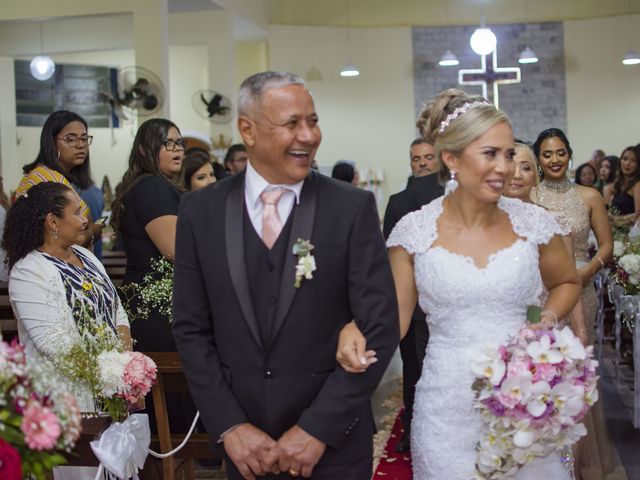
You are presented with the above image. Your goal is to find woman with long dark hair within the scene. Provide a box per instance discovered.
[112,118,184,350]
[606,146,640,225]
[16,110,102,248]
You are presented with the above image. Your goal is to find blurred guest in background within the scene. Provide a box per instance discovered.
[599,155,618,206]
[331,160,358,185]
[574,163,598,189]
[179,150,216,192]
[223,143,248,175]
[606,146,640,225]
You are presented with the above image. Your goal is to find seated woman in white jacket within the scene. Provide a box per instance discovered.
[2,182,132,479]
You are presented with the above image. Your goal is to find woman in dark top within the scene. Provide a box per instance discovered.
[111,118,196,443]
[112,118,184,351]
[607,146,640,226]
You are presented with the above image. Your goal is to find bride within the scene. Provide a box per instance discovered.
[338,89,582,479]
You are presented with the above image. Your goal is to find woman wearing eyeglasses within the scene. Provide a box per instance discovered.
[16,110,102,248]
[111,118,185,352]
[110,119,196,451]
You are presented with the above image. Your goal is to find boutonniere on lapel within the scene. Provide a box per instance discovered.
[293,238,317,288]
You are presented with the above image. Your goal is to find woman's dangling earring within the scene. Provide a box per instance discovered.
[445,169,458,196]
[56,150,60,160]
[53,228,59,240]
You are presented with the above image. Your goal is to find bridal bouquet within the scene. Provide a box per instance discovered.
[0,340,82,479]
[470,322,598,479]
[56,310,157,422]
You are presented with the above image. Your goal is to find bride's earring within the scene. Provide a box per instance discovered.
[445,169,458,196]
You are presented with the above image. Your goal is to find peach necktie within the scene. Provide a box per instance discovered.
[260,188,285,249]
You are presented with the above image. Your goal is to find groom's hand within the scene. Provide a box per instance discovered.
[265,425,326,478]
[223,423,276,480]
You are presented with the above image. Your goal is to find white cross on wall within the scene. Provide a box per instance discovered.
[458,46,521,109]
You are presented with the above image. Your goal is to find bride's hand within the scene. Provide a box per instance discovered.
[336,321,377,373]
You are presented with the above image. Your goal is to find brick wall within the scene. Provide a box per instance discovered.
[412,22,567,144]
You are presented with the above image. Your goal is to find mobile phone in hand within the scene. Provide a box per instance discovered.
[95,216,109,225]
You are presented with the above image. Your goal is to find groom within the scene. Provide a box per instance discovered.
[172,71,399,479]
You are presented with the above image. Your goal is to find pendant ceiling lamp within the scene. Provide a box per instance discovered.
[623,0,640,65]
[438,1,459,66]
[30,22,55,81]
[518,0,538,64]
[340,0,360,77]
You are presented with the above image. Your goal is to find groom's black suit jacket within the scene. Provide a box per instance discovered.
[172,170,399,466]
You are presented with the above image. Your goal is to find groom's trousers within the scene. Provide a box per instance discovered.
[224,455,372,480]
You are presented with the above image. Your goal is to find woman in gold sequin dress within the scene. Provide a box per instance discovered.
[530,128,615,480]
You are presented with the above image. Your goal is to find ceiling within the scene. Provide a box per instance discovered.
[267,0,640,27]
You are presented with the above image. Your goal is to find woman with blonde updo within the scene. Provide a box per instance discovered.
[336,89,581,479]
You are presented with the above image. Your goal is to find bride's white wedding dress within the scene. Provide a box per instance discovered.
[387,196,572,480]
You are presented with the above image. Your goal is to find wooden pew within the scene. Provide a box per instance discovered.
[102,250,127,287]
[144,351,221,480]
[0,288,17,341]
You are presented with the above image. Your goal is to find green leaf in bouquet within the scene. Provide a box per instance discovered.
[526,305,541,324]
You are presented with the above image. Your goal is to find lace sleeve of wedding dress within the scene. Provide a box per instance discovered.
[500,197,566,245]
[386,197,443,255]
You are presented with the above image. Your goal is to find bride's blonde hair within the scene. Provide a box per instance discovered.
[416,89,511,184]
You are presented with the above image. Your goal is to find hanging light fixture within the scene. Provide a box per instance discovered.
[518,0,538,64]
[30,22,55,81]
[439,50,460,66]
[340,0,360,77]
[470,24,497,56]
[519,46,538,64]
[623,0,640,65]
[438,1,459,66]
[622,49,640,65]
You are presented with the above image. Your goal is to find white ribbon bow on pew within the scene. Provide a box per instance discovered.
[91,414,150,480]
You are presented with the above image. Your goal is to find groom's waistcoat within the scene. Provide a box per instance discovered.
[243,206,295,347]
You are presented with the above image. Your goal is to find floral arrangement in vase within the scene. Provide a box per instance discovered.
[0,340,82,479]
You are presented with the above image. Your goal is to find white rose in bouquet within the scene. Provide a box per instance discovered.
[613,240,625,258]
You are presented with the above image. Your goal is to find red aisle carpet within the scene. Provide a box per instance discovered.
[372,410,413,479]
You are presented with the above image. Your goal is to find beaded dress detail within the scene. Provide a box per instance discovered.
[531,179,597,340]
[387,196,570,480]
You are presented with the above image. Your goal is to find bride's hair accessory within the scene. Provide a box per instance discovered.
[445,169,458,196]
[438,100,492,134]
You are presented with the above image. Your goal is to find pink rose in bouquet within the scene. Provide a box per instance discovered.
[471,325,598,479]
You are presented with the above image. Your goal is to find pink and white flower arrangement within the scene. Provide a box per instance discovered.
[95,350,157,407]
[471,325,598,479]
[0,340,81,479]
[56,309,157,422]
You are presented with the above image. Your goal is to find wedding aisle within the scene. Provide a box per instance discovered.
[372,410,412,480]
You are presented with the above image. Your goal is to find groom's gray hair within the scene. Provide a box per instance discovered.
[238,71,307,116]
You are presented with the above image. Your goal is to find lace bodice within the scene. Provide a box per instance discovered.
[386,196,569,480]
[532,179,591,262]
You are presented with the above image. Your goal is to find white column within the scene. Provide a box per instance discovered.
[0,58,18,183]
[132,0,170,119]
